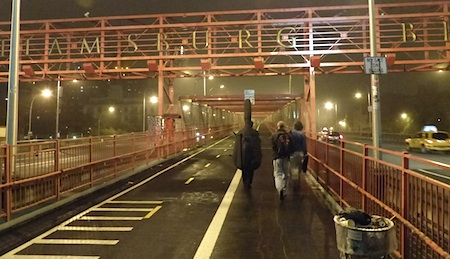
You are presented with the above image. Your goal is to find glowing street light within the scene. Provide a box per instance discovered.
[401,113,408,119]
[143,95,158,132]
[324,101,338,129]
[28,89,52,138]
[98,106,115,136]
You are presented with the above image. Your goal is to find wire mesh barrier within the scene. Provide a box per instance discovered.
[0,125,238,223]
[267,101,450,258]
[307,138,450,259]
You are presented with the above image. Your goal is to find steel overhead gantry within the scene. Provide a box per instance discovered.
[1,1,450,128]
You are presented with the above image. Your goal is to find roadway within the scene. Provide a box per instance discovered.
[341,136,450,185]
[0,125,340,259]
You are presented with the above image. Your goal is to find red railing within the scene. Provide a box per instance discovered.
[0,125,238,223]
[307,137,450,259]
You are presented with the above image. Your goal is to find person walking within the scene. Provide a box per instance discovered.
[271,121,292,200]
[233,121,262,190]
[289,120,307,190]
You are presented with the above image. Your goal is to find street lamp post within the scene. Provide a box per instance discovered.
[142,95,158,132]
[28,89,52,138]
[324,101,338,129]
[98,106,115,136]
[355,92,372,132]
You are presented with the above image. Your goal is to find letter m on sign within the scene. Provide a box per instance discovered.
[81,37,100,54]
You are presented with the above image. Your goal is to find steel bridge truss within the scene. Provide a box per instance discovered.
[0,1,449,83]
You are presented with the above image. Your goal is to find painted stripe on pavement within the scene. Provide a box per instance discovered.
[80,216,143,221]
[34,239,119,245]
[57,226,133,232]
[107,200,163,204]
[144,205,162,219]
[193,169,241,259]
[1,256,99,259]
[91,208,152,212]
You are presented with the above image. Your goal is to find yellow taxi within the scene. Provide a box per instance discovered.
[405,128,450,153]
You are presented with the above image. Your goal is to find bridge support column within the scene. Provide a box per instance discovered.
[304,67,317,137]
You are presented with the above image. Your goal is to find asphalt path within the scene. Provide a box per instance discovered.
[1,128,339,259]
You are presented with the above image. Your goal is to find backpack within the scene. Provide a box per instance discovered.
[276,132,292,158]
[233,130,262,170]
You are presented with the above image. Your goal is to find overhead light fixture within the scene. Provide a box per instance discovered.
[22,65,35,76]
[201,59,211,70]
[254,57,264,70]
[83,63,95,74]
[147,60,158,72]
[310,56,321,68]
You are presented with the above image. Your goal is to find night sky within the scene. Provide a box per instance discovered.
[0,0,448,134]
[0,0,417,21]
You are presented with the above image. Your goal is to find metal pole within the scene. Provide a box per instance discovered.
[97,116,101,136]
[55,77,61,139]
[28,96,37,137]
[142,94,146,132]
[367,92,372,133]
[6,0,21,146]
[369,0,382,156]
[203,71,207,96]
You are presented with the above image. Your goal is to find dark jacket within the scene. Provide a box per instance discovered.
[233,126,262,171]
[271,129,291,160]
[289,129,307,153]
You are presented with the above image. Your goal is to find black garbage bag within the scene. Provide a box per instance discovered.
[337,207,371,226]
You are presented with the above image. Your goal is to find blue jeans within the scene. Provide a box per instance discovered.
[273,158,289,192]
[290,151,305,181]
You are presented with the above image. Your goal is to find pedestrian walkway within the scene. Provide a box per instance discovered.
[0,124,340,258]
[208,125,340,258]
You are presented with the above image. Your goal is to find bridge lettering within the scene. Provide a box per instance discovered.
[81,37,100,54]
[127,34,139,52]
[49,38,63,55]
[277,27,299,48]
[1,39,6,57]
[239,29,253,48]
[0,21,449,58]
[402,23,417,42]
[157,33,169,51]
[192,31,209,50]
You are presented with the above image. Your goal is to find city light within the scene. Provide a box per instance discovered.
[182,105,190,111]
[401,113,408,119]
[150,96,158,104]
[324,102,334,110]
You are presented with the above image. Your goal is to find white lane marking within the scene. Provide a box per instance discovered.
[107,200,163,204]
[185,177,195,185]
[91,208,152,212]
[2,137,230,258]
[216,155,220,158]
[144,205,162,219]
[34,239,119,245]
[205,163,211,167]
[79,216,143,221]
[1,256,99,259]
[418,169,450,180]
[57,226,133,232]
[193,169,241,259]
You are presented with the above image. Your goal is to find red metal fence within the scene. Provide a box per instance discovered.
[308,137,450,259]
[0,125,237,223]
